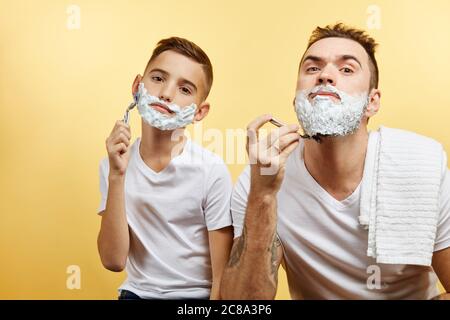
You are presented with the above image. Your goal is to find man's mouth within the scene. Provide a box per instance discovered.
[150,102,175,115]
[309,91,340,100]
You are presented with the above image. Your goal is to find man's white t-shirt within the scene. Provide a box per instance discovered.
[232,138,450,299]
[98,137,233,299]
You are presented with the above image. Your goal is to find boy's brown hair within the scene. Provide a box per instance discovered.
[144,37,213,99]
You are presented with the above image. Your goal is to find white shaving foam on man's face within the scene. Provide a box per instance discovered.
[136,82,197,131]
[294,84,369,137]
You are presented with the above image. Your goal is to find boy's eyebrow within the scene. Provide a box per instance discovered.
[301,54,363,68]
[149,68,169,76]
[149,68,198,92]
[180,78,197,92]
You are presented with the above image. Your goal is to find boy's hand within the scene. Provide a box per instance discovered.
[106,120,132,177]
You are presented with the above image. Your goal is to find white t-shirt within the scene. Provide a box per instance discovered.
[232,138,450,300]
[98,137,233,299]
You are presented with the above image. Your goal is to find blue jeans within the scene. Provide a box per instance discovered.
[118,289,142,300]
[118,289,209,300]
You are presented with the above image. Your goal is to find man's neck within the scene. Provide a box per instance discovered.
[303,126,369,201]
[139,120,187,172]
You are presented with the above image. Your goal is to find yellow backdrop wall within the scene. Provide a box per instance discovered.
[0,0,449,299]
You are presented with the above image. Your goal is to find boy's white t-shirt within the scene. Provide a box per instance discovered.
[232,138,450,300]
[98,137,233,299]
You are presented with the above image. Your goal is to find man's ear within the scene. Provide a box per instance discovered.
[365,88,381,118]
[132,74,142,97]
[193,102,210,122]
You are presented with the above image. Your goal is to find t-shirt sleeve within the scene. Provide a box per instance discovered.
[434,150,450,251]
[231,165,251,239]
[203,161,233,231]
[97,157,109,215]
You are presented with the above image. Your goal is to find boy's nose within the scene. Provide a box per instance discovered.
[158,84,174,103]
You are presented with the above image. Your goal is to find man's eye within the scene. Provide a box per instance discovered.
[306,67,320,72]
[341,67,353,73]
[180,87,192,95]
[151,76,163,82]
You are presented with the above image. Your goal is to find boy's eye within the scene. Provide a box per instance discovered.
[151,76,163,82]
[180,87,192,95]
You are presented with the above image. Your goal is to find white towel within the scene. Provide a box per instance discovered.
[359,126,444,266]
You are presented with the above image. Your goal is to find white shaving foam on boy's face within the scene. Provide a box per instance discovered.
[294,84,369,137]
[136,82,197,131]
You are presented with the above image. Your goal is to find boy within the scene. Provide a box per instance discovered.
[97,37,233,300]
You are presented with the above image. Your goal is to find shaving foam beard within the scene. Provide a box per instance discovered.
[294,85,369,138]
[136,82,197,131]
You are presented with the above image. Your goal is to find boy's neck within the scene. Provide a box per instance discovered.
[139,120,187,171]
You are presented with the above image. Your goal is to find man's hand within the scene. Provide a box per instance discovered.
[220,114,300,300]
[247,114,300,195]
[106,120,132,177]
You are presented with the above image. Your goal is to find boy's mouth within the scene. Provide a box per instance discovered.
[150,102,175,115]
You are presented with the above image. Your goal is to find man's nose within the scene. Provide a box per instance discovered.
[317,65,336,86]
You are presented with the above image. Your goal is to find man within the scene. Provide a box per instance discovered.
[97,37,233,299]
[221,23,450,299]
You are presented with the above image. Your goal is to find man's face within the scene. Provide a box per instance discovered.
[139,50,208,116]
[296,37,372,101]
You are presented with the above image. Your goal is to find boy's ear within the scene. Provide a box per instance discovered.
[132,75,142,96]
[193,102,210,122]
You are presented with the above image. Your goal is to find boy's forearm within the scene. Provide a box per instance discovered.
[97,174,130,271]
[221,192,279,299]
[208,226,234,300]
[210,279,221,300]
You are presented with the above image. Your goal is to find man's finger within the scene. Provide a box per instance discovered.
[279,140,300,162]
[276,133,301,151]
[268,124,299,146]
[246,114,273,139]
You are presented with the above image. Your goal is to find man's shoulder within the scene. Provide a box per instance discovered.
[99,156,109,171]
[379,126,447,172]
[379,126,443,148]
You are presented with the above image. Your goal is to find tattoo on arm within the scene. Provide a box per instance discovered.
[269,233,281,283]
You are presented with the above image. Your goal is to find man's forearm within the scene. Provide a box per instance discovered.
[97,174,130,271]
[221,191,280,299]
[432,292,450,300]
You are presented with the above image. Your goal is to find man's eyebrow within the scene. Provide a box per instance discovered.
[340,55,362,68]
[301,54,363,68]
[302,55,324,65]
[149,68,198,92]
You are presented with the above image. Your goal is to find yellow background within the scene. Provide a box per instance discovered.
[0,0,449,299]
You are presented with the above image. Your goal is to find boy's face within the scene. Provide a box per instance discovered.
[296,37,372,101]
[133,50,209,117]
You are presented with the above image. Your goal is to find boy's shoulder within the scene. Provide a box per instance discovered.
[185,139,227,167]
